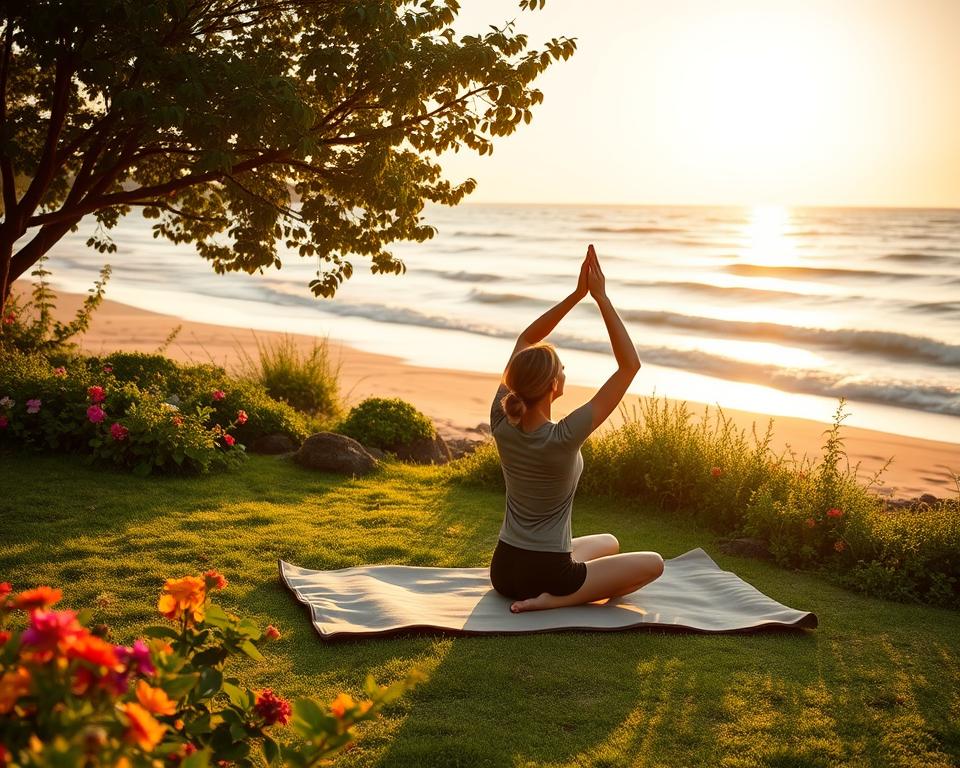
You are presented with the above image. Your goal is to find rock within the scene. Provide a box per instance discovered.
[248,433,298,455]
[365,446,387,461]
[294,432,378,475]
[717,537,772,560]
[392,433,452,465]
[445,437,486,460]
[919,494,939,506]
[475,422,492,435]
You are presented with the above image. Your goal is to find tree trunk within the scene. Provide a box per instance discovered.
[1,217,83,308]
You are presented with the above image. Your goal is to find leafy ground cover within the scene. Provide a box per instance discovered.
[1,452,958,767]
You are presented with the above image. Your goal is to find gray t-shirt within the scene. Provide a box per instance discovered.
[490,384,595,552]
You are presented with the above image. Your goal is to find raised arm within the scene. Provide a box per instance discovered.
[500,251,591,379]
[585,245,641,431]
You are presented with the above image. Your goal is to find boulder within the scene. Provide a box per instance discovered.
[294,432,378,475]
[445,437,487,460]
[717,537,772,560]
[249,433,298,455]
[391,433,452,465]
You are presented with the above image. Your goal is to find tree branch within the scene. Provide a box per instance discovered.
[0,20,16,218]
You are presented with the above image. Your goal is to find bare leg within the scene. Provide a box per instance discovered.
[571,533,619,562]
[510,551,664,613]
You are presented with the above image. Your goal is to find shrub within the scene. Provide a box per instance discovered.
[337,397,435,450]
[0,573,425,766]
[234,333,342,419]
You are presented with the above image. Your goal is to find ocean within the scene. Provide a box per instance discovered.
[36,202,960,444]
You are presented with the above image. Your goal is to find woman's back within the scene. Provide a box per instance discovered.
[491,383,594,553]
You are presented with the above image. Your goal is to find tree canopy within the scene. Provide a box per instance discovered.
[0,0,575,307]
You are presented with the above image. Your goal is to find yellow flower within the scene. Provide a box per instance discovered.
[157,576,206,624]
[135,679,176,716]
[121,702,167,752]
[0,667,31,714]
[329,692,355,718]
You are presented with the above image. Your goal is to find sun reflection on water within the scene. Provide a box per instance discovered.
[740,205,797,266]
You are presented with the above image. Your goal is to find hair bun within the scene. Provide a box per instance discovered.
[501,389,526,425]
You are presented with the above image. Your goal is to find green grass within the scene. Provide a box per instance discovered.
[2,452,959,767]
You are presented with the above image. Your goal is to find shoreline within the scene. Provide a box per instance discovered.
[10,283,960,500]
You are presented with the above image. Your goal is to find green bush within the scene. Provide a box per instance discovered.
[337,397,435,450]
[234,333,343,418]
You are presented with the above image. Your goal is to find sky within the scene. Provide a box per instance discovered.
[435,0,960,208]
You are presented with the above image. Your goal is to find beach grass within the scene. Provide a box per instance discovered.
[2,452,959,766]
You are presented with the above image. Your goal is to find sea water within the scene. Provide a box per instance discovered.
[36,202,960,443]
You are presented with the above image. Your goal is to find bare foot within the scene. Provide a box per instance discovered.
[510,592,552,613]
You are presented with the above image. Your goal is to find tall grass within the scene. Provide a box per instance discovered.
[234,333,343,426]
[446,395,960,608]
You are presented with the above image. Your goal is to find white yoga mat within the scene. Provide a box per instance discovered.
[279,547,818,640]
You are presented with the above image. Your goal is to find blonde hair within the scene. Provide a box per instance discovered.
[500,342,563,426]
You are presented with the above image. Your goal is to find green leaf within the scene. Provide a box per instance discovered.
[203,603,232,629]
[143,625,180,640]
[292,698,336,739]
[239,639,264,661]
[222,681,252,709]
[162,673,200,699]
[181,749,211,768]
[262,734,280,765]
[195,667,223,700]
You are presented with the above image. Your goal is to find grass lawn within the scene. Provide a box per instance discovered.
[2,451,958,767]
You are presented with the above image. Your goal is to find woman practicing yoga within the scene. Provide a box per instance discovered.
[489,244,665,613]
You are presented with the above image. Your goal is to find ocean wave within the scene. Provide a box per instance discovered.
[418,268,504,283]
[725,263,926,280]
[879,252,954,264]
[468,289,550,306]
[910,301,960,315]
[250,288,960,416]
[617,309,960,366]
[622,280,814,301]
[584,225,686,234]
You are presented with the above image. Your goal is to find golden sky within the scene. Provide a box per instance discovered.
[439,0,960,208]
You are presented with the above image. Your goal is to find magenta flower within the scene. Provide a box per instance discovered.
[110,422,129,441]
[53,366,67,377]
[212,389,226,401]
[87,405,105,423]
[0,416,7,429]
[236,409,248,425]
[26,399,41,414]
[116,638,155,677]
[87,385,106,404]
[102,365,113,374]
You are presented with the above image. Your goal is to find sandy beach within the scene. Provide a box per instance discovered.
[11,283,959,500]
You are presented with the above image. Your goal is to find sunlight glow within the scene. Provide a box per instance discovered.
[740,205,797,266]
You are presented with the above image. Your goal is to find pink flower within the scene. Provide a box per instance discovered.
[0,416,7,430]
[710,466,722,478]
[116,639,155,677]
[0,396,12,408]
[222,434,235,447]
[26,399,41,414]
[805,517,816,528]
[203,570,228,591]
[826,508,843,519]
[2,312,14,325]
[212,389,226,401]
[110,423,129,441]
[87,405,105,424]
[834,539,846,552]
[236,409,248,425]
[264,625,281,640]
[102,365,113,374]
[87,386,106,404]
[53,366,67,377]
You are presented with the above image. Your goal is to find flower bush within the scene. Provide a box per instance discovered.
[0,574,424,766]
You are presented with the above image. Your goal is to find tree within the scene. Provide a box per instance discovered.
[0,0,575,310]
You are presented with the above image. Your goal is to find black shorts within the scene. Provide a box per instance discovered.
[489,539,588,600]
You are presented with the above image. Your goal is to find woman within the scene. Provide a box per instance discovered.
[489,244,665,613]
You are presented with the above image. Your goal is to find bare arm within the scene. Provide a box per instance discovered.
[500,251,591,379]
[585,245,641,431]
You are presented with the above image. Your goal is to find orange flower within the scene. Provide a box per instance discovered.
[121,702,167,752]
[13,586,62,610]
[0,666,31,714]
[329,692,355,719]
[135,679,176,716]
[826,507,843,519]
[834,540,846,552]
[66,633,120,669]
[264,625,281,640]
[157,576,206,624]
[710,467,722,478]
[804,518,816,528]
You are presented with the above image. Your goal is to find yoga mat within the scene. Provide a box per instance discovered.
[279,547,818,640]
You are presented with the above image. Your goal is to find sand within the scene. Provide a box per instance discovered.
[8,284,959,499]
